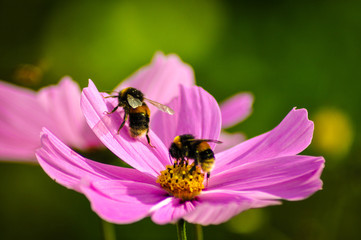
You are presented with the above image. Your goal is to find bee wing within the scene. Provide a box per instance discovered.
[187,139,223,144]
[127,94,143,109]
[145,98,175,115]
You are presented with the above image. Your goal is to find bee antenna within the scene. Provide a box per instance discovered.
[104,95,118,99]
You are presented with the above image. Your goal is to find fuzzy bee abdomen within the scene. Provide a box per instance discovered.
[128,109,150,137]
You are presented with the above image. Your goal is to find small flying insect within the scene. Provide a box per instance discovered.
[169,134,222,181]
[105,87,174,146]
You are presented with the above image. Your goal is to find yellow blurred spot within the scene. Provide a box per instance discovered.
[313,108,354,158]
[226,209,266,234]
[13,64,43,85]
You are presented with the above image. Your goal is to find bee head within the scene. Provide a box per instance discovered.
[169,134,195,159]
[127,87,144,101]
[169,141,182,159]
[120,87,144,101]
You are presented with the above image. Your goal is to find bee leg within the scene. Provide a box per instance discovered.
[106,105,119,114]
[190,158,199,174]
[117,112,128,134]
[206,172,210,187]
[183,158,187,166]
[172,156,178,166]
[146,131,156,148]
[179,157,183,166]
[190,164,196,174]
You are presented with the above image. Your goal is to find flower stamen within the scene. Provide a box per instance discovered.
[157,163,204,201]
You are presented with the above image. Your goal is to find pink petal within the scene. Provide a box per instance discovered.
[0,80,52,161]
[214,131,245,153]
[210,155,324,200]
[115,52,195,106]
[80,180,167,224]
[150,197,198,225]
[151,189,279,225]
[184,190,279,225]
[187,190,252,223]
[151,85,222,149]
[81,80,170,177]
[36,128,156,192]
[0,121,43,160]
[0,78,101,162]
[37,77,101,149]
[221,92,254,128]
[213,108,314,173]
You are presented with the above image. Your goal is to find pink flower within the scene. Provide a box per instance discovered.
[36,80,324,225]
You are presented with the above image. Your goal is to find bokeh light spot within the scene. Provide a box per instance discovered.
[313,107,354,159]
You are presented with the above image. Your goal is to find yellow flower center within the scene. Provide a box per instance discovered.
[156,163,205,201]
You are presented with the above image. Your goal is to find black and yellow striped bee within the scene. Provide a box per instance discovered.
[106,87,174,146]
[169,134,222,179]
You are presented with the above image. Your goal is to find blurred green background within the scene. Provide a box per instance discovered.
[0,0,360,239]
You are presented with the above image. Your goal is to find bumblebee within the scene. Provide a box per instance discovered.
[106,87,174,146]
[169,134,222,179]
